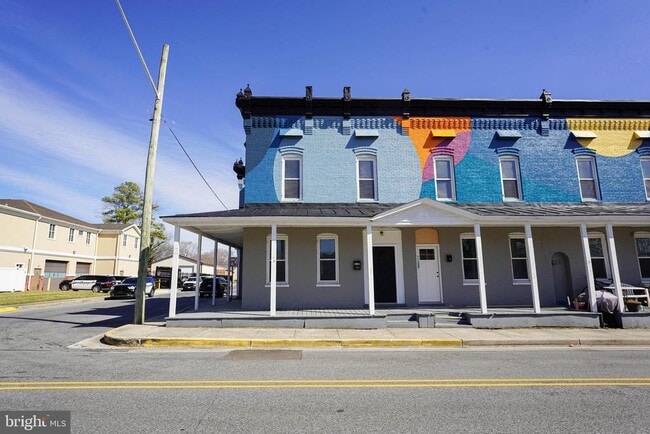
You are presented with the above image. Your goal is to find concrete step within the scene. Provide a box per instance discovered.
[386,320,419,328]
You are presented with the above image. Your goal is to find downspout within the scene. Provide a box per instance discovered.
[94,229,101,275]
[27,216,41,290]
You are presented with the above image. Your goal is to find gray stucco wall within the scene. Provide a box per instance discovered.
[241,227,367,310]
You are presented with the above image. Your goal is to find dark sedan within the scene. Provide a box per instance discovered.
[199,277,227,298]
[110,276,155,298]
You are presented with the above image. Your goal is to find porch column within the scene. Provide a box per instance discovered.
[474,224,488,314]
[227,245,233,301]
[270,224,277,316]
[212,242,218,306]
[194,235,202,311]
[366,225,375,316]
[168,225,180,318]
[524,224,541,313]
[580,224,598,313]
[606,224,625,313]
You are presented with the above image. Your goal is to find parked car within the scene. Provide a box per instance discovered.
[71,275,117,293]
[59,279,73,291]
[181,275,210,291]
[199,277,227,298]
[110,276,156,298]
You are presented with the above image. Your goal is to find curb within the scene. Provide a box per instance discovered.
[0,306,19,314]
[101,332,465,349]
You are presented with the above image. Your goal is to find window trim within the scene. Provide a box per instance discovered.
[576,156,601,201]
[460,233,478,285]
[587,232,610,280]
[433,155,456,201]
[499,155,523,201]
[281,155,302,202]
[508,233,530,285]
[641,156,650,201]
[68,228,75,243]
[265,234,289,286]
[47,224,56,240]
[357,155,378,201]
[123,234,128,247]
[317,234,339,286]
[85,232,91,245]
[634,232,650,284]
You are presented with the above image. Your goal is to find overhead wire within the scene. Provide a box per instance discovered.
[115,0,228,210]
[163,118,229,210]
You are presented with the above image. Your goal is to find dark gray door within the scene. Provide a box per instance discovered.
[552,252,572,305]
[373,246,397,303]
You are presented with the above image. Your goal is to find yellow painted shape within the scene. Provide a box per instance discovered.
[567,118,650,157]
[415,228,439,244]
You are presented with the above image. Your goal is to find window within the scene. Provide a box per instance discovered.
[266,235,288,285]
[460,234,478,284]
[134,237,139,249]
[642,157,650,200]
[68,228,75,243]
[85,232,91,245]
[635,233,650,283]
[282,156,302,201]
[588,234,609,279]
[317,235,338,285]
[499,156,522,200]
[357,156,377,201]
[48,224,56,240]
[434,156,455,200]
[509,235,529,284]
[577,157,600,201]
[123,235,127,247]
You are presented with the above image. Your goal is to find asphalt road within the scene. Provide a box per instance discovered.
[1,295,649,433]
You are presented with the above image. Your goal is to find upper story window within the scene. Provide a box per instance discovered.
[576,156,600,201]
[434,156,456,201]
[266,234,288,285]
[134,237,139,249]
[634,233,650,283]
[282,156,302,201]
[86,232,91,245]
[357,156,377,201]
[509,234,530,284]
[123,234,128,247]
[499,156,522,201]
[317,234,339,285]
[48,224,56,240]
[641,157,650,200]
[460,234,478,285]
[68,228,75,243]
[588,233,610,279]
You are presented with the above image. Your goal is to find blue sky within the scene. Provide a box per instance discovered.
[2,0,650,226]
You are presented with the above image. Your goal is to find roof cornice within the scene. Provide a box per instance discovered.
[236,89,650,119]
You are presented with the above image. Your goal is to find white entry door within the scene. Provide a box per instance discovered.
[416,244,442,303]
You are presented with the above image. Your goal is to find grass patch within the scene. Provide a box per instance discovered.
[0,290,105,307]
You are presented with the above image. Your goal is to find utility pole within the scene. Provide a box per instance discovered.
[134,44,169,324]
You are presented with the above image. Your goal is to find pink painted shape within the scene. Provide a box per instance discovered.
[421,130,471,182]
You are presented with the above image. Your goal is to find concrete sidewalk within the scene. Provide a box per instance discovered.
[103,324,650,349]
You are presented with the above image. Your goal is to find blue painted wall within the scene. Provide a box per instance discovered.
[243,115,649,204]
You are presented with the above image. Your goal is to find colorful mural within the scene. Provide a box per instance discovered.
[242,114,649,205]
[396,117,471,182]
[567,118,650,157]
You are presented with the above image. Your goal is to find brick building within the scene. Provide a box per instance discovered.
[163,87,650,316]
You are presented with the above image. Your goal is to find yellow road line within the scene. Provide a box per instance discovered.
[1,378,649,391]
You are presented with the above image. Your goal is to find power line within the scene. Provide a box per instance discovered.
[114,0,227,211]
[115,0,159,98]
[163,118,229,210]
